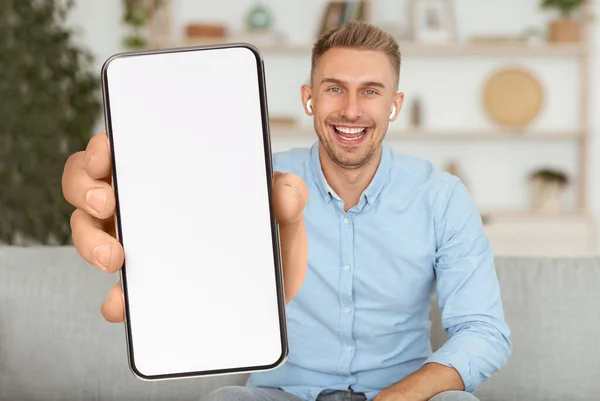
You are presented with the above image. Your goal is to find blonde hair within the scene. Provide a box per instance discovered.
[311,20,401,84]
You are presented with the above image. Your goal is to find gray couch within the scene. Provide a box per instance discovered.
[1,246,599,401]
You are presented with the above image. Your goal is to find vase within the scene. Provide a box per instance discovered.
[529,177,566,212]
[548,18,580,42]
[246,2,272,31]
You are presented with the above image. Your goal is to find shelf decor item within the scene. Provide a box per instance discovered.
[528,168,570,212]
[411,0,457,44]
[122,0,165,49]
[246,2,273,32]
[409,97,423,129]
[444,160,469,191]
[482,67,544,129]
[184,24,227,40]
[540,0,585,42]
[318,1,366,37]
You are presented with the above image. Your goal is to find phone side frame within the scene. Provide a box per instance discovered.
[99,42,289,381]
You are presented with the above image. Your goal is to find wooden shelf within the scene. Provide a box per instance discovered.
[149,37,587,57]
[269,125,584,141]
[482,209,597,257]
[146,0,596,256]
[399,41,587,57]
[148,37,311,53]
[387,129,583,141]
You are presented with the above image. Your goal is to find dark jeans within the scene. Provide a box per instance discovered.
[204,385,479,401]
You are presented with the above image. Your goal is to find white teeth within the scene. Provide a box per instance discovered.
[332,125,368,142]
[338,133,365,141]
[335,126,365,134]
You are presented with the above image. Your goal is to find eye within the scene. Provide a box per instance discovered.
[364,89,377,95]
[328,87,342,93]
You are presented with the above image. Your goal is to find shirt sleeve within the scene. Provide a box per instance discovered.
[423,175,512,393]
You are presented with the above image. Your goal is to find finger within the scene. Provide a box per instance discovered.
[62,151,116,220]
[273,172,308,226]
[101,281,126,323]
[71,208,124,273]
[85,131,112,181]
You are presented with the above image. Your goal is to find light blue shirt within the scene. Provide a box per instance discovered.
[247,141,511,400]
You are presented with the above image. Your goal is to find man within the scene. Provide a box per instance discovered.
[62,20,510,401]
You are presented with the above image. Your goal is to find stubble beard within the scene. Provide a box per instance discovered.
[322,138,378,170]
[315,121,386,170]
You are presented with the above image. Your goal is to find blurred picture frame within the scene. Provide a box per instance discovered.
[318,1,366,37]
[411,0,457,44]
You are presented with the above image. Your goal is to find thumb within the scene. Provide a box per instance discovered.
[272,172,308,226]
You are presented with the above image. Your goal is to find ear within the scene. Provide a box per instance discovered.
[389,92,405,122]
[300,84,313,116]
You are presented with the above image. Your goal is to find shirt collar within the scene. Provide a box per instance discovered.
[310,141,393,207]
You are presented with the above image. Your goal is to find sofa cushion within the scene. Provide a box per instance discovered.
[431,257,600,401]
[0,246,247,401]
[2,247,600,401]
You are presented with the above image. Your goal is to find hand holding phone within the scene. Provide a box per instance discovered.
[61,43,309,380]
[63,133,307,319]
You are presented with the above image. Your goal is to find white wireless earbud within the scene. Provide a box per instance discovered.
[389,105,396,119]
[306,99,313,114]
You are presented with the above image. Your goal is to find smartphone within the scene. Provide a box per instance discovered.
[100,43,287,380]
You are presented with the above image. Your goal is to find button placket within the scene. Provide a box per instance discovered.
[337,212,356,375]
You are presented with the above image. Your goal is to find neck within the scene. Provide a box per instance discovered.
[319,143,382,211]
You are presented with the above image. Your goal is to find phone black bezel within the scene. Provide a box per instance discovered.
[100,42,289,381]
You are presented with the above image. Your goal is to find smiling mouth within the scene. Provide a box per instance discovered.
[332,125,370,142]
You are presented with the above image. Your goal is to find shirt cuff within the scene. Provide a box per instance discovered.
[423,350,474,393]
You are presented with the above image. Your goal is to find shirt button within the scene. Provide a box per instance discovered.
[344,307,351,313]
[369,197,375,203]
[346,346,352,352]
[344,217,350,224]
[343,265,350,271]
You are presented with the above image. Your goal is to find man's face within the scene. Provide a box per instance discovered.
[302,48,403,170]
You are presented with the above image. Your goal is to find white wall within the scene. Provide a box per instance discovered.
[68,0,600,250]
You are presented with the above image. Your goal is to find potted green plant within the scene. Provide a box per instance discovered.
[0,0,102,245]
[528,168,569,212]
[122,0,165,49]
[540,0,585,42]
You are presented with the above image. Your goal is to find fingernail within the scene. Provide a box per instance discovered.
[86,188,107,214]
[93,244,112,271]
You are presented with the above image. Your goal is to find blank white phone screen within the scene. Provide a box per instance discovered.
[102,45,286,379]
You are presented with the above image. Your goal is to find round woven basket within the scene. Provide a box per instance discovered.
[482,67,544,128]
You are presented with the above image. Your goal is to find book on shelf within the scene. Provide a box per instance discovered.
[318,1,367,37]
